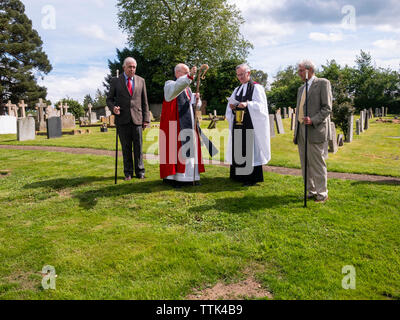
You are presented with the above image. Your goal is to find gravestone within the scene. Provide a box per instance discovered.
[5,100,13,116]
[369,108,373,119]
[17,117,35,141]
[207,113,217,129]
[61,115,76,129]
[381,107,385,117]
[328,122,338,154]
[359,111,364,133]
[385,107,388,117]
[8,103,18,117]
[288,107,293,119]
[346,114,353,143]
[290,112,296,131]
[375,108,380,117]
[63,103,69,116]
[57,103,64,116]
[18,100,28,118]
[364,110,369,130]
[108,115,115,127]
[269,114,276,138]
[337,134,344,147]
[283,107,288,119]
[90,112,97,124]
[35,101,47,131]
[46,117,62,139]
[275,113,285,134]
[0,116,17,134]
[87,103,93,119]
[356,119,360,135]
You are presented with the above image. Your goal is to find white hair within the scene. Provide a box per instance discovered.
[123,57,137,67]
[297,59,316,72]
[236,63,251,72]
[174,63,187,74]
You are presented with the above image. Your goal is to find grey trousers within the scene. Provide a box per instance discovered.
[297,123,328,197]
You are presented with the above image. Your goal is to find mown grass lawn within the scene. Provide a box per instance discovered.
[0,149,399,299]
[1,115,399,177]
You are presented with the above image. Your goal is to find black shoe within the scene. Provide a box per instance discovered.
[137,174,145,179]
[172,181,183,189]
[242,182,257,187]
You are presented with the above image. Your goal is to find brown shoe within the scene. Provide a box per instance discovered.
[315,195,328,203]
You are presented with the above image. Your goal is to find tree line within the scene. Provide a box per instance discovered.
[2,0,399,123]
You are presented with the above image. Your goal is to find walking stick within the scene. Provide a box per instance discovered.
[304,70,309,207]
[193,64,209,186]
[115,126,118,184]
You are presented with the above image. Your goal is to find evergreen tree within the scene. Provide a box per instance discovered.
[93,89,107,108]
[83,94,94,109]
[56,98,84,119]
[0,0,52,108]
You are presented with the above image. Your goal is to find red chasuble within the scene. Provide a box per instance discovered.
[159,98,205,179]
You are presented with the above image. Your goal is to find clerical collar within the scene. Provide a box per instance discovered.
[238,82,249,96]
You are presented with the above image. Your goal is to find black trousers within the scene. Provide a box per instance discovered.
[230,109,264,184]
[118,121,145,178]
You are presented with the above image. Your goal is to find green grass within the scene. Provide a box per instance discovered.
[1,115,399,177]
[0,149,399,299]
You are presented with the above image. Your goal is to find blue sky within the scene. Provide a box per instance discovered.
[22,0,400,104]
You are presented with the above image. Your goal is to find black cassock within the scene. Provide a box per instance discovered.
[230,81,264,184]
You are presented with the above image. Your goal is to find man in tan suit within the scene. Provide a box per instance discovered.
[293,60,332,203]
[107,57,150,180]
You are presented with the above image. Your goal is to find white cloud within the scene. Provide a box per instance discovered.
[241,19,294,46]
[374,24,400,33]
[90,0,105,8]
[39,66,109,104]
[309,32,343,42]
[373,39,400,49]
[77,24,126,45]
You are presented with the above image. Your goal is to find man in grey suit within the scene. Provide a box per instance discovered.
[293,60,332,203]
[107,57,150,180]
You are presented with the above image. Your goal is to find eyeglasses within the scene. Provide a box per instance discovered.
[237,72,248,77]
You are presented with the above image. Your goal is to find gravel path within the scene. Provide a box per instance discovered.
[1,144,399,184]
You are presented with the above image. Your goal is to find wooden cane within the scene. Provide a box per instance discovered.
[304,71,309,207]
[115,126,118,185]
[193,64,209,186]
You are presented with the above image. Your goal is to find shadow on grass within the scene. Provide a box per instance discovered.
[23,176,115,190]
[350,179,400,186]
[63,176,263,209]
[23,175,301,210]
[190,195,300,214]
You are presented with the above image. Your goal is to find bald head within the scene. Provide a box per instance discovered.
[174,63,189,78]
